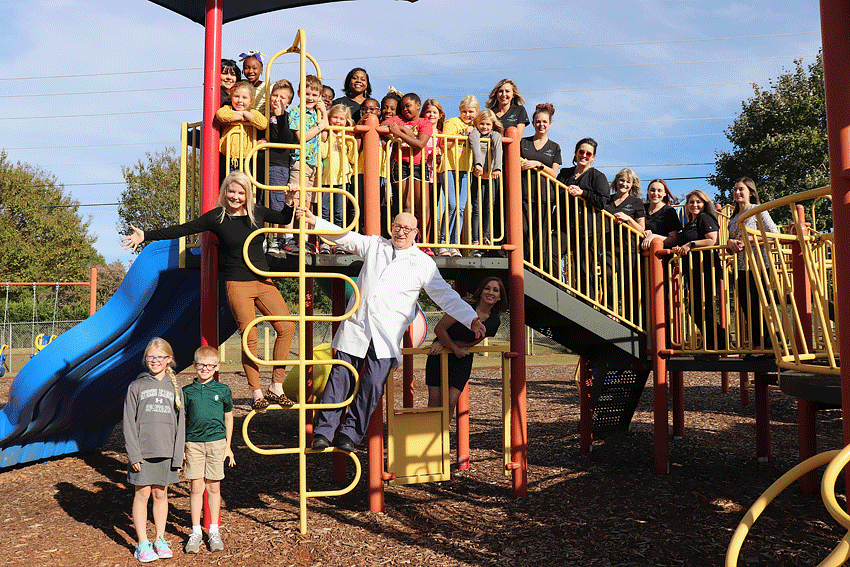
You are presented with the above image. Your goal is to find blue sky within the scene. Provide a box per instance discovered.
[0,0,822,266]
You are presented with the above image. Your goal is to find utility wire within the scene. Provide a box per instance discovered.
[0,86,203,99]
[0,32,818,82]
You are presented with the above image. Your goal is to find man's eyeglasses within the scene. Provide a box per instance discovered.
[194,363,219,371]
[392,224,416,235]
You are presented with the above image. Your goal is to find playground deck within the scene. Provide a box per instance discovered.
[0,366,842,567]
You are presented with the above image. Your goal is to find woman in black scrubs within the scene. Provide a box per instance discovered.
[672,189,724,351]
[520,103,561,267]
[555,138,609,298]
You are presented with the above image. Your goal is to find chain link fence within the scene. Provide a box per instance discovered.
[1,313,568,375]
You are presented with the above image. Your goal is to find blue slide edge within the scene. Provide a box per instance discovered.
[0,240,237,469]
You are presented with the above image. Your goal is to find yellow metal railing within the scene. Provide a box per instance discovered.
[382,132,505,254]
[179,121,203,262]
[726,446,850,566]
[741,186,837,373]
[521,170,648,332]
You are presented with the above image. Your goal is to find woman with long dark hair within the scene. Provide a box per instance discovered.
[726,177,777,350]
[425,277,507,415]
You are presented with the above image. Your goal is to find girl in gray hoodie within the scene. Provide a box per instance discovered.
[123,338,185,562]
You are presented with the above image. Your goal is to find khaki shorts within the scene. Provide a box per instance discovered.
[183,439,228,481]
[289,161,317,205]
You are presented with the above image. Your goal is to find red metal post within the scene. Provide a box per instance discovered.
[791,204,816,490]
[649,240,669,474]
[821,0,850,508]
[402,332,413,408]
[754,372,771,462]
[457,384,470,469]
[89,268,97,316]
[798,399,819,494]
[739,372,749,406]
[578,358,593,452]
[504,126,527,497]
[358,115,386,513]
[721,371,729,394]
[671,370,684,439]
[453,277,470,468]
[200,0,222,530]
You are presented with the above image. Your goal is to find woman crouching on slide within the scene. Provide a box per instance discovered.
[425,276,507,415]
[121,171,296,411]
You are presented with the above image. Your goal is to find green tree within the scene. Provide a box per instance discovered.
[0,151,106,321]
[117,148,185,251]
[710,54,830,230]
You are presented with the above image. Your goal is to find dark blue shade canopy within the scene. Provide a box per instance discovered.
[150,0,350,25]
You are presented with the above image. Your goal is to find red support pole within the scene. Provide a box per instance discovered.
[402,332,413,408]
[452,277,470,467]
[739,372,749,406]
[200,0,222,531]
[721,371,729,394]
[649,240,669,475]
[754,372,771,462]
[457,384,470,469]
[578,357,593,453]
[790,205,815,487]
[358,115,386,513]
[88,268,97,316]
[799,399,819,494]
[504,126,527,497]
[671,370,684,439]
[821,0,850,509]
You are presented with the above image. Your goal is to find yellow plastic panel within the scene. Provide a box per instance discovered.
[387,408,450,485]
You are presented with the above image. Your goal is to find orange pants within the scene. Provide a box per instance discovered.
[225,278,296,391]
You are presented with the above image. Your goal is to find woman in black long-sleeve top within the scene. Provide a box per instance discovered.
[555,138,609,299]
[672,189,725,351]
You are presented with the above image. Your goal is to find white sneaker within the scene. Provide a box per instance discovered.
[184,532,203,554]
[451,248,462,257]
[208,531,224,553]
[437,248,451,256]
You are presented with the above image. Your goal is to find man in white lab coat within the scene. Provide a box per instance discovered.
[297,209,485,451]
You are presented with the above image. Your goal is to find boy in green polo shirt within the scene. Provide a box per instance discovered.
[182,346,234,554]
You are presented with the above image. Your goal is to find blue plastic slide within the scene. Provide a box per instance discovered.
[0,240,236,468]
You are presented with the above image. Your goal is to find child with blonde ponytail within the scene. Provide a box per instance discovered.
[123,337,186,562]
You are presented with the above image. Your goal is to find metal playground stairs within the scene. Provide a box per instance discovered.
[523,268,651,433]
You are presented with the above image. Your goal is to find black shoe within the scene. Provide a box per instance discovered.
[312,434,330,451]
[334,433,355,452]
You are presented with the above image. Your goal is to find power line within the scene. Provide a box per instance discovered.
[4,142,172,150]
[1,32,819,82]
[0,86,202,99]
[0,80,772,121]
[0,68,202,81]
[367,54,818,81]
[274,31,821,63]
[0,109,199,120]
[41,202,121,209]
[0,54,814,99]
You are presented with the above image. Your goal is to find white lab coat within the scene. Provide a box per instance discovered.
[314,218,477,367]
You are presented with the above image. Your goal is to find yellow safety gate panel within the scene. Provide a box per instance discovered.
[386,350,451,485]
[385,345,512,485]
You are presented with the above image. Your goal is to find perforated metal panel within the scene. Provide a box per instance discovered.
[590,367,650,433]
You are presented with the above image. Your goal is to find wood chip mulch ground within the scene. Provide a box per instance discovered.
[0,362,846,566]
